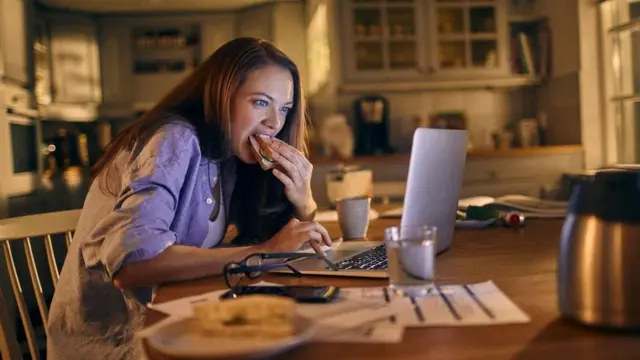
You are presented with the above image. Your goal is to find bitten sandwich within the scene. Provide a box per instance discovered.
[192,295,296,339]
[251,135,278,170]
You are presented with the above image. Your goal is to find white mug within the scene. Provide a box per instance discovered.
[336,196,371,239]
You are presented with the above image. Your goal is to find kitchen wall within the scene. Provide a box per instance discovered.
[534,0,605,168]
[31,0,605,167]
[335,88,537,153]
[304,0,606,168]
[304,0,341,128]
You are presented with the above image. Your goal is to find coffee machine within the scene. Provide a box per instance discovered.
[353,95,392,155]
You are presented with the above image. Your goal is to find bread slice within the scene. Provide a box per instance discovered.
[192,295,296,339]
[251,135,279,170]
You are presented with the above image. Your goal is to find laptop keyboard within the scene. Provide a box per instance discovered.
[329,244,388,270]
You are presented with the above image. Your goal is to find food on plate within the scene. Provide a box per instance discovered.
[192,295,296,339]
[251,135,278,170]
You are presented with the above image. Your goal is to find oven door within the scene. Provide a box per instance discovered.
[0,112,39,197]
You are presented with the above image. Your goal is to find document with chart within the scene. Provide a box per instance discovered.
[338,281,531,327]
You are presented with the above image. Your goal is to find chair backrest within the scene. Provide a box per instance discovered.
[0,209,81,360]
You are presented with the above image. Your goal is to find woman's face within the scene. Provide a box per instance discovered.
[230,64,294,164]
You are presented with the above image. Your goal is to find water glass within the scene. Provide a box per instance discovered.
[385,225,437,297]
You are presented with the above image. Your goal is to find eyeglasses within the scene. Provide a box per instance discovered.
[222,252,338,289]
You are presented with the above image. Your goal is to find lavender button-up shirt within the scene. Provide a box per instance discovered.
[47,119,235,360]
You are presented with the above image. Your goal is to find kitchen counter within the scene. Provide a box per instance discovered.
[309,145,584,165]
[309,144,585,208]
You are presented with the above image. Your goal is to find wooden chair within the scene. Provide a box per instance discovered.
[0,209,81,360]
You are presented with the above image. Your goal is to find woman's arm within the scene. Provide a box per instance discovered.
[112,243,264,289]
[113,218,334,290]
[294,197,318,222]
[92,123,228,288]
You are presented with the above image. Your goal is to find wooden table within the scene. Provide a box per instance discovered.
[145,216,640,359]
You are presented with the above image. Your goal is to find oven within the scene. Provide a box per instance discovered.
[0,83,41,197]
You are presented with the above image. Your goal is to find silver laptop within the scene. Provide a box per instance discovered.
[271,128,468,278]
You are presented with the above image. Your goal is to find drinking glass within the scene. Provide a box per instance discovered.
[385,225,437,297]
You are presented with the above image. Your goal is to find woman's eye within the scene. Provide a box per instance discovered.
[280,107,291,114]
[253,99,269,107]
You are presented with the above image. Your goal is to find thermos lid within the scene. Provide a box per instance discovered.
[568,167,640,223]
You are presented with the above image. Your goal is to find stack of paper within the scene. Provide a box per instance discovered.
[338,281,530,327]
[145,281,530,344]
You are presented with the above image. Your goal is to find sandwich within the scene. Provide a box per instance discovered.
[251,135,279,170]
[192,295,296,339]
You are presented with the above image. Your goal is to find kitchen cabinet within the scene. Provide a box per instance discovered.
[91,2,306,114]
[428,0,509,79]
[201,17,235,58]
[98,16,208,115]
[33,15,52,105]
[34,12,101,121]
[97,17,134,117]
[236,3,274,40]
[340,0,511,84]
[0,0,28,84]
[92,4,306,114]
[48,14,101,105]
[341,0,427,82]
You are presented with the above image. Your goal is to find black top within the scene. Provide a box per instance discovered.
[568,167,640,223]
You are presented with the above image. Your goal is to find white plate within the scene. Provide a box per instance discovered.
[143,316,316,359]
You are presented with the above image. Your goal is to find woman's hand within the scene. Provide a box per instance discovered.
[260,218,332,256]
[269,140,317,219]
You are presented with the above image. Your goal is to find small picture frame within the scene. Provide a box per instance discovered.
[429,111,467,130]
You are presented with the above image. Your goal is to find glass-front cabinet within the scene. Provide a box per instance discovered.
[343,0,426,81]
[431,0,506,75]
[341,0,510,83]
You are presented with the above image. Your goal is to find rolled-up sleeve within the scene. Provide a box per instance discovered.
[92,128,200,279]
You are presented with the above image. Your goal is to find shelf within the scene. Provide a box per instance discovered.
[354,36,384,42]
[133,46,197,57]
[310,145,585,165]
[133,59,191,75]
[611,94,640,102]
[508,15,548,23]
[339,76,541,93]
[468,33,498,40]
[388,35,417,41]
[38,103,98,122]
[351,1,415,9]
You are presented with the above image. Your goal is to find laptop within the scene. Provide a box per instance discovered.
[271,128,468,278]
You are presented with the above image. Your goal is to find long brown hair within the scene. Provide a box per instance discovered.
[92,37,308,245]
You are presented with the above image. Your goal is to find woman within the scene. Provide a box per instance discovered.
[47,37,332,360]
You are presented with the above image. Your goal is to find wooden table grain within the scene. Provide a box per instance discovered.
[144,216,640,360]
